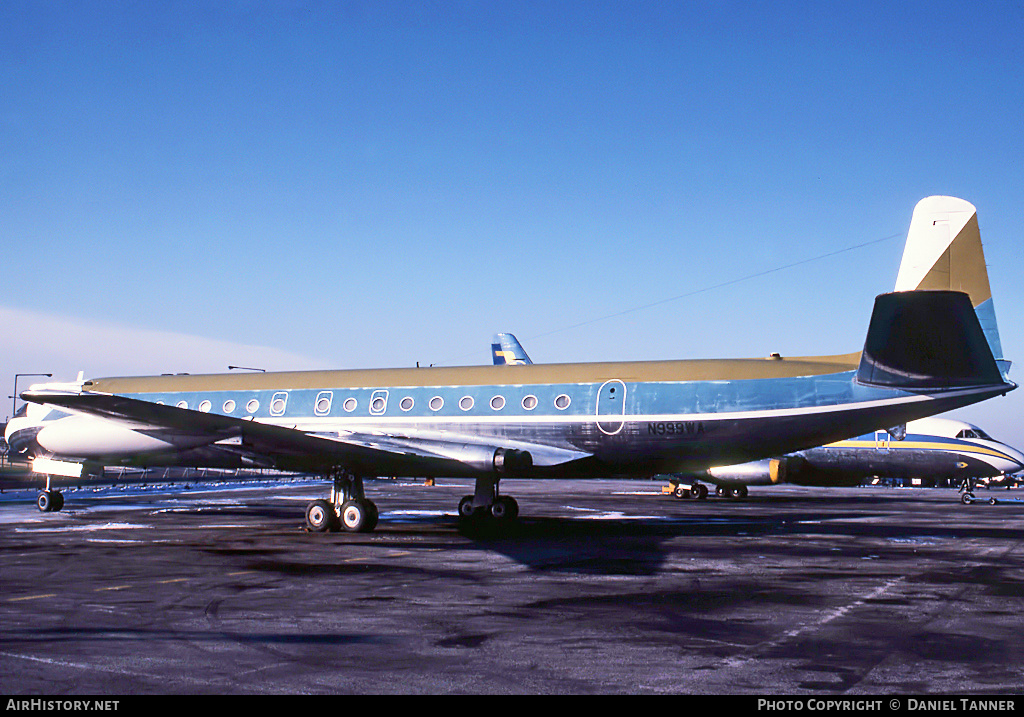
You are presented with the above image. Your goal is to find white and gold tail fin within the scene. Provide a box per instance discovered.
[894,196,1005,372]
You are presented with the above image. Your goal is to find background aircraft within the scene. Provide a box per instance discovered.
[7,197,1014,530]
[491,333,533,366]
[673,416,1024,500]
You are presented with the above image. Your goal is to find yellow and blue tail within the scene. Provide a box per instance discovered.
[491,333,533,365]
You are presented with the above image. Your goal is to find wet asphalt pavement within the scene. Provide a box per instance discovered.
[2,477,1024,695]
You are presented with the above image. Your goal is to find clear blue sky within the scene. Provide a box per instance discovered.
[3,1,1023,444]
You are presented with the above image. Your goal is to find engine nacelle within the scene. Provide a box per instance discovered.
[493,448,533,475]
[429,443,534,476]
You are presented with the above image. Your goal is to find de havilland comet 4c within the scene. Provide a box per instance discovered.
[6,197,1016,532]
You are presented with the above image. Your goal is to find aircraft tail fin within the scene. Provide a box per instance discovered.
[894,196,1004,367]
[857,290,1005,391]
[491,333,533,365]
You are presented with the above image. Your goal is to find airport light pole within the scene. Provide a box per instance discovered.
[11,373,52,420]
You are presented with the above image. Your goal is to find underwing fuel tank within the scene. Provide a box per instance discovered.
[707,456,801,486]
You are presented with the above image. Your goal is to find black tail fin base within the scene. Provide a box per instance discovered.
[857,291,1003,390]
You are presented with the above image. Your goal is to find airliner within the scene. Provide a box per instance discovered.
[6,197,1015,532]
[666,416,1023,500]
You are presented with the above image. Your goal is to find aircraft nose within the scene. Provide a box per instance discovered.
[5,422,44,460]
[996,442,1024,474]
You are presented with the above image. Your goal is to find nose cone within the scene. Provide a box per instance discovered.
[981,439,1024,475]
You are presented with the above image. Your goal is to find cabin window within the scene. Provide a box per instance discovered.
[490,395,505,411]
[400,396,414,411]
[176,400,188,409]
[343,397,357,412]
[554,394,571,410]
[246,399,260,414]
[270,392,288,416]
[315,391,333,416]
[222,400,236,413]
[522,395,538,410]
[429,396,444,411]
[459,396,474,411]
[198,400,212,413]
[370,390,388,415]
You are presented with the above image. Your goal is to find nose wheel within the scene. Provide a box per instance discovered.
[36,489,64,512]
[35,475,64,512]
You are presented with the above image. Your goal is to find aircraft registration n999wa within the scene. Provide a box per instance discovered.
[9,197,1016,532]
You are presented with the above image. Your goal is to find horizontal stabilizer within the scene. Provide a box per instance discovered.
[857,291,1003,390]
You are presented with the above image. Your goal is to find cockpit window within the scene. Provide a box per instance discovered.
[957,428,994,441]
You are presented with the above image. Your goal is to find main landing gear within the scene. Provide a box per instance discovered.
[458,475,519,523]
[666,478,748,501]
[305,470,379,533]
[303,471,522,534]
[667,479,710,500]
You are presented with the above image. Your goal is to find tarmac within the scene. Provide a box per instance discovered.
[2,477,1024,695]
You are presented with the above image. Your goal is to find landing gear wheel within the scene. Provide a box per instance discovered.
[960,492,975,505]
[673,484,688,500]
[458,495,477,519]
[340,499,377,533]
[36,490,63,513]
[306,499,337,532]
[690,484,708,500]
[490,495,519,521]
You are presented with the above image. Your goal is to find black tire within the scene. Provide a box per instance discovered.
[305,499,336,532]
[36,491,52,513]
[340,500,374,533]
[363,500,379,532]
[490,496,519,521]
[458,495,476,519]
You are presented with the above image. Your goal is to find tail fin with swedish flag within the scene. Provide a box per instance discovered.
[491,333,533,365]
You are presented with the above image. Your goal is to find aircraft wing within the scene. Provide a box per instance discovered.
[20,387,591,475]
